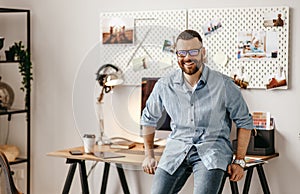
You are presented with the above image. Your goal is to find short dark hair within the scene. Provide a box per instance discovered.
[176,29,202,44]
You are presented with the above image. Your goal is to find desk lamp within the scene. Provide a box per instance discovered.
[95,64,123,145]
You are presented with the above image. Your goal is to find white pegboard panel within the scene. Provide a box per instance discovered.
[99,10,187,85]
[188,6,289,89]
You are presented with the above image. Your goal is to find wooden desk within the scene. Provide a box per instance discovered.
[48,144,278,194]
[47,143,163,194]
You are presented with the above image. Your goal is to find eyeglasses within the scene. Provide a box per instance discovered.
[176,48,202,57]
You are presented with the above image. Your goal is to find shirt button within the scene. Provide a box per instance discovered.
[191,104,194,106]
[191,119,193,122]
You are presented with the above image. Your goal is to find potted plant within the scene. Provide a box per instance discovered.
[7,41,33,108]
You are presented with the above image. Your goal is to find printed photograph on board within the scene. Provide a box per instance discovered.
[263,12,285,27]
[237,31,279,60]
[264,66,287,90]
[101,17,134,44]
[202,18,222,36]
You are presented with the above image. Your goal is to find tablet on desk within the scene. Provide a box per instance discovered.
[94,151,125,159]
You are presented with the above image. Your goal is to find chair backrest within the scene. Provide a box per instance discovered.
[0,151,23,194]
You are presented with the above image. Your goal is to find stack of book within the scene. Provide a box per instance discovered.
[252,111,274,130]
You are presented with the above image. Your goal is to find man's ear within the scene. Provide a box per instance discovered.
[201,47,206,56]
[201,47,207,63]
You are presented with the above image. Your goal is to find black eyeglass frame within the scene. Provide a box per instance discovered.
[176,47,203,57]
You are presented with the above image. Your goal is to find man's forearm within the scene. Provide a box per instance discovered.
[142,126,156,157]
[236,128,252,159]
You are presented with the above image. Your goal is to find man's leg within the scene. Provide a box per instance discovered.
[192,160,225,194]
[151,163,192,194]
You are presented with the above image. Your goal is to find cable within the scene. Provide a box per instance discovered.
[87,161,99,178]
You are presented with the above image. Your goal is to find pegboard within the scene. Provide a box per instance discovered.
[99,10,187,85]
[99,6,289,88]
[188,6,289,89]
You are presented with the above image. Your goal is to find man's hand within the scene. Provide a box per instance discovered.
[227,163,244,181]
[142,156,157,174]
[142,126,157,174]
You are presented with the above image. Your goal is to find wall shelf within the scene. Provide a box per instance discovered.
[0,7,31,194]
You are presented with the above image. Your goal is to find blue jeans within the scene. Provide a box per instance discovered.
[151,146,225,194]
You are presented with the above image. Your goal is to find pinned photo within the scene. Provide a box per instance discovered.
[132,56,147,72]
[263,12,285,27]
[202,19,222,36]
[265,67,287,89]
[230,67,251,89]
[101,17,134,44]
[237,31,279,60]
[162,39,175,53]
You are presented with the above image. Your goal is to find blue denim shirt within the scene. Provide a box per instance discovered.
[141,65,253,175]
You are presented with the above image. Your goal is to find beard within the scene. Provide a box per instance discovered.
[178,58,202,75]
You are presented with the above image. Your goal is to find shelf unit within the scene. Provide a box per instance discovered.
[0,7,31,194]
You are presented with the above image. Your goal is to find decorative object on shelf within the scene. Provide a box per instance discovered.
[0,36,4,50]
[0,76,14,110]
[95,64,123,145]
[0,144,20,162]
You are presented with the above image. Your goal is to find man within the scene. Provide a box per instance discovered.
[140,29,253,194]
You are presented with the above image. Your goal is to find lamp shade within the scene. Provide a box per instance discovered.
[96,64,124,103]
[105,73,124,86]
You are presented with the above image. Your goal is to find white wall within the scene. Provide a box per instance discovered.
[1,0,300,193]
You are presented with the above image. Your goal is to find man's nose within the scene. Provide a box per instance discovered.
[184,53,192,59]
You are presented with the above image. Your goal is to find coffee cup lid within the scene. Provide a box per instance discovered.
[83,134,95,138]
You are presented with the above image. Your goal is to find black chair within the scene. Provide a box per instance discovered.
[0,151,23,194]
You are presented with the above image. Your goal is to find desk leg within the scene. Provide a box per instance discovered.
[230,181,239,194]
[116,164,130,194]
[62,161,77,194]
[78,160,89,194]
[256,164,270,194]
[243,167,254,194]
[217,173,228,194]
[100,162,111,194]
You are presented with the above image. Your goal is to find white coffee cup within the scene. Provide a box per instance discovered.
[83,134,96,154]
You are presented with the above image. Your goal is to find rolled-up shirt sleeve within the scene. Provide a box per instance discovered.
[225,79,253,130]
[140,81,164,128]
